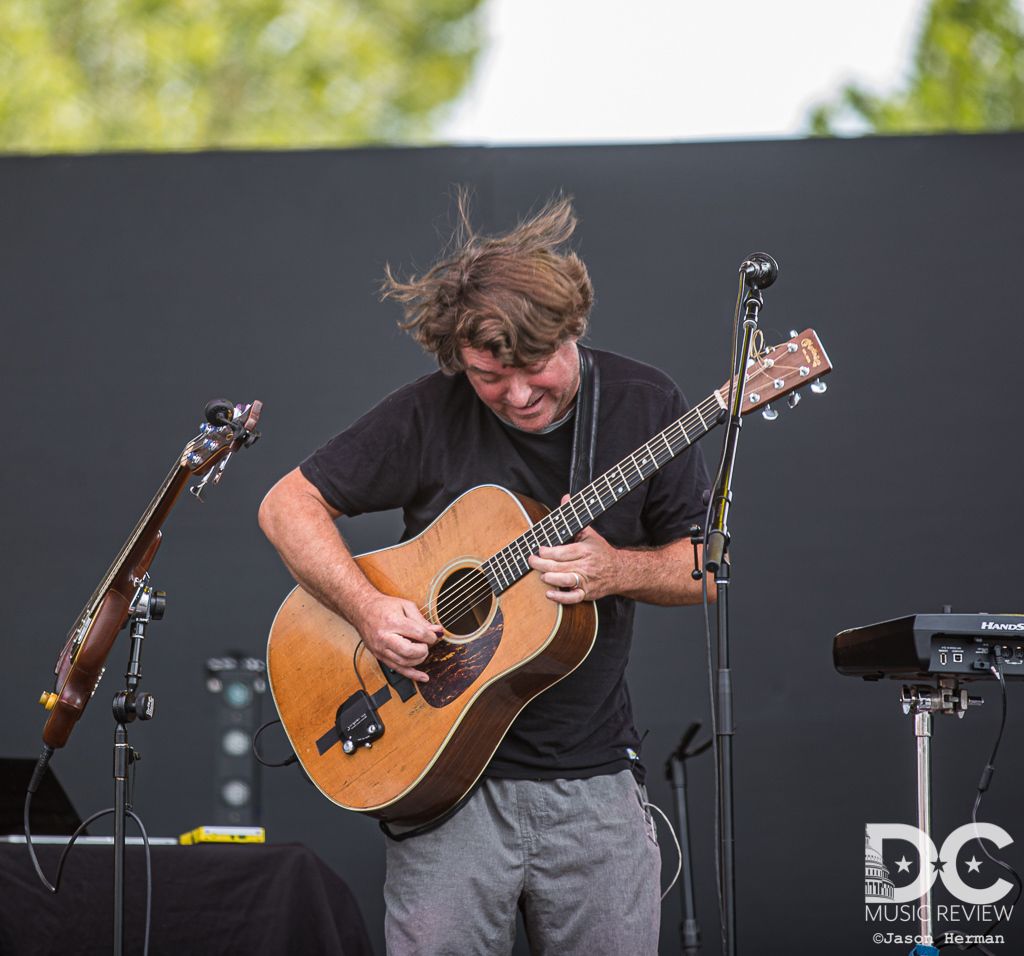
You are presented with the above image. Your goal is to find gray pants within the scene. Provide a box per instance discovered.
[383,769,661,956]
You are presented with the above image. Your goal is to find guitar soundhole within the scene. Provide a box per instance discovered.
[436,567,493,637]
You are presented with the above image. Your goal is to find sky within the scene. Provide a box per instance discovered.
[439,0,934,143]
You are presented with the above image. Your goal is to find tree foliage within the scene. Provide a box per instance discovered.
[0,0,483,153]
[809,0,1024,135]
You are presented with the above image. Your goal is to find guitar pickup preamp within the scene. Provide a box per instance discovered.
[316,689,386,756]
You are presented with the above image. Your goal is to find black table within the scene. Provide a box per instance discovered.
[0,841,373,955]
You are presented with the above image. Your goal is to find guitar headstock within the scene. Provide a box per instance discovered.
[725,329,832,419]
[180,400,263,495]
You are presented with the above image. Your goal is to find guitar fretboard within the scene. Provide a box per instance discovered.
[480,390,727,594]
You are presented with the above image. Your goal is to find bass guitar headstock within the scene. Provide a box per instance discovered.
[182,399,263,500]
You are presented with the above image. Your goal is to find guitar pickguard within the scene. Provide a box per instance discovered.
[418,610,504,708]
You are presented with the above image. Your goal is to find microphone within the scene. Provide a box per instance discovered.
[739,252,778,290]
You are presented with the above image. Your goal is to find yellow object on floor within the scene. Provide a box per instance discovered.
[179,825,265,845]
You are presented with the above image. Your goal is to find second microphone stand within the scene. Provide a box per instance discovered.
[704,260,773,956]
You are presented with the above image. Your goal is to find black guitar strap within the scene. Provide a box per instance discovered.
[569,344,600,495]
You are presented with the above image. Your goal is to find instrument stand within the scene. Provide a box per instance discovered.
[111,580,164,956]
[899,680,982,956]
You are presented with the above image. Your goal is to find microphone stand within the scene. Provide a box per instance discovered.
[704,256,775,956]
[666,722,712,955]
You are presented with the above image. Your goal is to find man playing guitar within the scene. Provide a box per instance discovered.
[259,193,711,955]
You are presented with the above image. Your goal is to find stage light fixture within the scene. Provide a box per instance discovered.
[205,653,266,826]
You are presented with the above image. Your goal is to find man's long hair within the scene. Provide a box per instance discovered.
[382,190,593,373]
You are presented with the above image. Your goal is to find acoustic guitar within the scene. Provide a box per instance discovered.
[38,400,262,751]
[267,331,830,825]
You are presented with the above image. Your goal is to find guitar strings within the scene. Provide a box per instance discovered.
[423,393,725,627]
[425,402,710,624]
[422,348,813,630]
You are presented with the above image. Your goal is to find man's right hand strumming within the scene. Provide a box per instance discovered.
[350,593,443,683]
[258,467,443,684]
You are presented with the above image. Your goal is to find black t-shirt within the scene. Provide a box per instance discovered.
[301,348,710,782]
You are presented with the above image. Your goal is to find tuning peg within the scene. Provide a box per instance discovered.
[787,392,801,409]
[810,380,827,394]
[761,404,778,421]
[789,329,798,338]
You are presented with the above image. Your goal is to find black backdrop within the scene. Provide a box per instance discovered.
[2,133,1023,955]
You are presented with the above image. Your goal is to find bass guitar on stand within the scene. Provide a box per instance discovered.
[37,399,263,751]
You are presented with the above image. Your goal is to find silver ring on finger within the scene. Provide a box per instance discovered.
[572,572,581,590]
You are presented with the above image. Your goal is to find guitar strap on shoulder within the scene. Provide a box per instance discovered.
[569,345,600,495]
